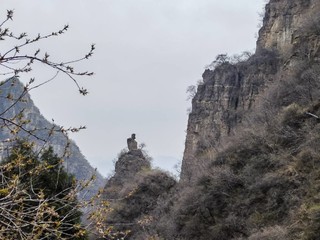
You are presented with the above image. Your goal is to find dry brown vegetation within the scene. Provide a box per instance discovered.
[102,4,320,238]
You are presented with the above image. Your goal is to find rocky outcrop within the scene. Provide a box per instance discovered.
[102,148,176,239]
[181,0,320,182]
[0,77,105,199]
[103,149,151,200]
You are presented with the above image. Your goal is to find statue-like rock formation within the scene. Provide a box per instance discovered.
[127,133,138,151]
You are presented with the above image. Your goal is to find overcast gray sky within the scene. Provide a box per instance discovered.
[1,0,266,177]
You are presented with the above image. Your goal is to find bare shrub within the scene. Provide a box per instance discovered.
[105,169,176,239]
[169,166,244,240]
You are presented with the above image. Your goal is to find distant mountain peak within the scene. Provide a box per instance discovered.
[0,77,106,199]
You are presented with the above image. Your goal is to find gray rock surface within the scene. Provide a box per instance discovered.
[181,0,320,182]
[0,77,106,200]
[103,149,151,200]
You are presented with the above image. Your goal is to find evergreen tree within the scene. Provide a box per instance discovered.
[0,140,88,240]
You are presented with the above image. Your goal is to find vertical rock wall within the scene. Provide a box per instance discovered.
[181,0,319,182]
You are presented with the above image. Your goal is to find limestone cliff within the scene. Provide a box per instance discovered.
[181,0,320,182]
[256,0,315,54]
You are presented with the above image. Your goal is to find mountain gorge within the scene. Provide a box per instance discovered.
[1,0,320,238]
[102,0,320,239]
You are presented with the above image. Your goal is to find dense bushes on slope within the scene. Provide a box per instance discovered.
[162,60,320,239]
[103,164,176,239]
[107,52,320,240]
[147,27,320,236]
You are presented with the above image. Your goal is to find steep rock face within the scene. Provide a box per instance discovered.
[169,1,320,238]
[256,0,314,54]
[182,53,279,181]
[181,0,320,182]
[0,78,105,199]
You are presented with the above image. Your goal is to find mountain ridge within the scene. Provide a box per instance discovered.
[0,77,106,199]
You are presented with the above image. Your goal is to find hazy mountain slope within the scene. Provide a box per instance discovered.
[0,77,105,199]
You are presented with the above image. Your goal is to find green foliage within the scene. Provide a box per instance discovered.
[0,140,88,240]
[38,147,75,196]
